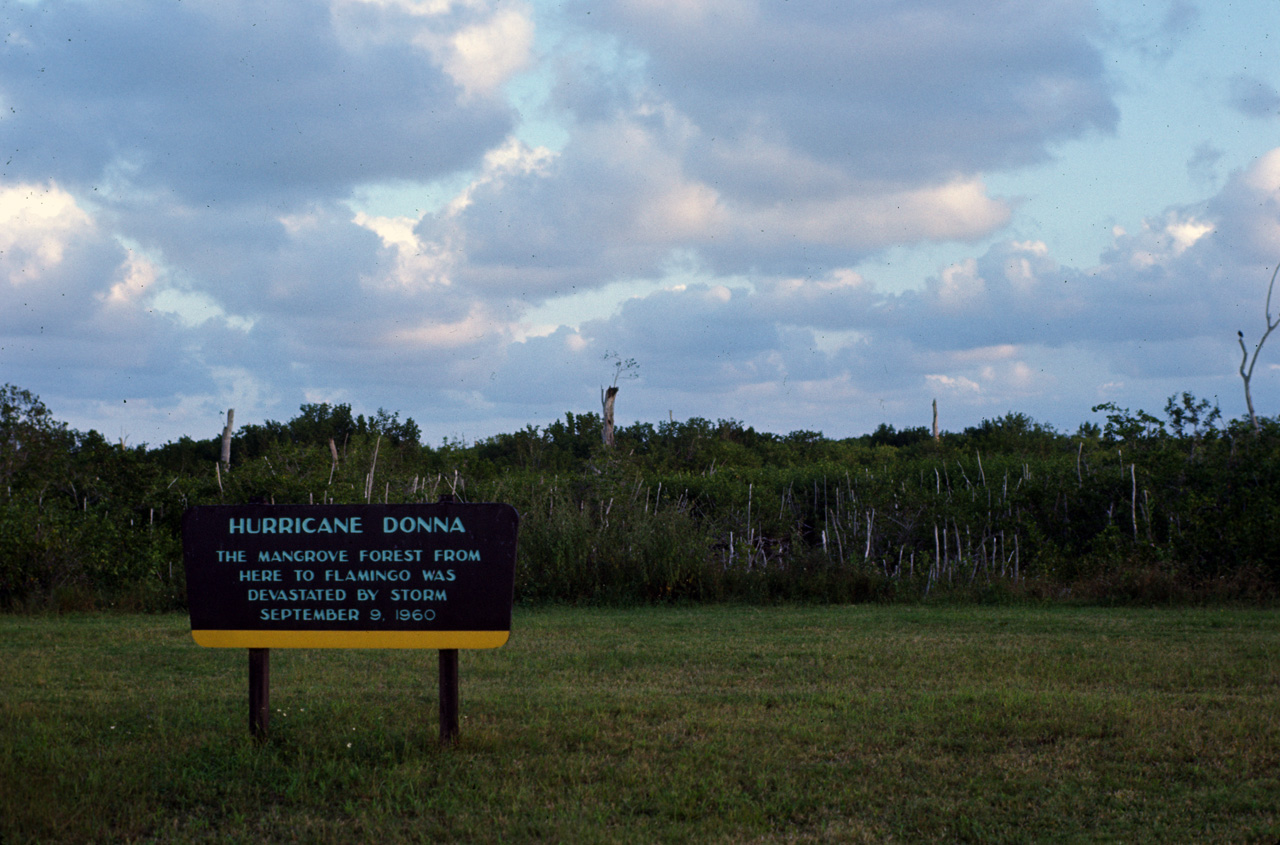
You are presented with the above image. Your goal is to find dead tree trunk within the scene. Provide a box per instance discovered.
[601,386,618,449]
[932,399,939,443]
[221,408,235,467]
[1239,264,1280,435]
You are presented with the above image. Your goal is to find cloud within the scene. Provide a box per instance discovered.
[513,147,1280,432]
[0,181,94,284]
[1228,74,1280,119]
[440,5,536,98]
[1099,0,1198,61]
[16,142,1277,442]
[0,0,531,439]
[412,0,1106,283]
[723,176,1012,251]
[1187,142,1225,187]
[2,0,1278,447]
[0,0,513,204]
[586,0,1117,181]
[413,109,1013,292]
[414,114,696,296]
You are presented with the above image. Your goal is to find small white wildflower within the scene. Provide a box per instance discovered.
[346,742,352,748]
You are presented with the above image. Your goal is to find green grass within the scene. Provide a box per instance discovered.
[2,606,1278,843]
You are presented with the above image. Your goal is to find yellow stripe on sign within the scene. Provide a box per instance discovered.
[191,630,510,649]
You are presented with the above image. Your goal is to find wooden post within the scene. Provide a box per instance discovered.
[433,491,460,744]
[221,409,235,467]
[365,434,381,502]
[249,648,270,740]
[601,386,618,448]
[439,648,459,744]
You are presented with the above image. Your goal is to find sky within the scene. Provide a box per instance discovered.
[3,0,1280,447]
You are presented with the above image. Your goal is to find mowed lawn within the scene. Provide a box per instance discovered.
[1,605,1277,843]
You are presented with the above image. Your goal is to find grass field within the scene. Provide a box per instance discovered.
[2,605,1277,843]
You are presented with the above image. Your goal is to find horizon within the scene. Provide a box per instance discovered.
[13,382,1241,450]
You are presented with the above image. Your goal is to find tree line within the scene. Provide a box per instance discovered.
[2,382,1277,609]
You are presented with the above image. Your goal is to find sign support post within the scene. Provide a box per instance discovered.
[439,648,459,744]
[249,648,270,740]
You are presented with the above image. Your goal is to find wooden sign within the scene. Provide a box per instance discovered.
[182,502,519,649]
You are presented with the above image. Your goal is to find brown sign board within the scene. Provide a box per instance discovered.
[182,503,519,649]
